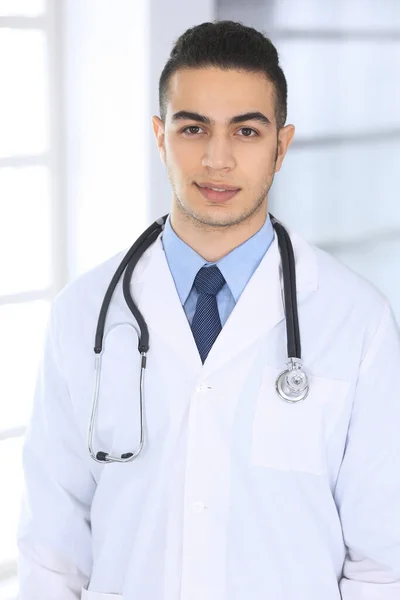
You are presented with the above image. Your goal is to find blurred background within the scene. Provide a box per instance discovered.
[0,0,399,597]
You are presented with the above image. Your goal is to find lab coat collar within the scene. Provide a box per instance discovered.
[132,224,318,376]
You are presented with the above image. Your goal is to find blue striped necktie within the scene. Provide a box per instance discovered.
[191,265,226,363]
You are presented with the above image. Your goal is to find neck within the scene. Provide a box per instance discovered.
[169,204,268,263]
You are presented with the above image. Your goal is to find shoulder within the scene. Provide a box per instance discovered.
[52,232,159,314]
[288,226,387,310]
[53,251,126,318]
[290,229,395,358]
[313,241,387,313]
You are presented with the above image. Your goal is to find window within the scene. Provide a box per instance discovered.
[0,2,63,596]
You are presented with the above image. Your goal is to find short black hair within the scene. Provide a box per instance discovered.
[159,20,288,130]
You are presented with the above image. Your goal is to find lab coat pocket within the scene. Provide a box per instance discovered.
[81,588,123,599]
[252,365,350,474]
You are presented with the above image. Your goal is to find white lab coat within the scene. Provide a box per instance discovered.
[17,225,400,600]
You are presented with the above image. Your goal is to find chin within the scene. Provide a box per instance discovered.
[195,209,243,228]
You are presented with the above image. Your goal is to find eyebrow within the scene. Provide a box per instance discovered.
[171,110,271,127]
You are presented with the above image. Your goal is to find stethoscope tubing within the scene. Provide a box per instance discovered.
[94,216,166,355]
[89,213,305,463]
[270,216,301,360]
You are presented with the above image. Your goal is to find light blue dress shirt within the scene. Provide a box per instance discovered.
[161,213,275,327]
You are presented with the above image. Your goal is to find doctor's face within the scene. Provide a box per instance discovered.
[152,67,294,230]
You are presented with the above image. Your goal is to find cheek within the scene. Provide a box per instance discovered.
[237,139,275,163]
[242,148,274,179]
[263,146,278,172]
[168,140,200,174]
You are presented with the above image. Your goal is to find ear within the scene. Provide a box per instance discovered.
[275,124,295,173]
[152,116,166,165]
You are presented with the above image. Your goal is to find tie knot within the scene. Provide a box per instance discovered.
[193,266,225,296]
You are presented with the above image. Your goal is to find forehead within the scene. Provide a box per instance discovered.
[166,67,275,120]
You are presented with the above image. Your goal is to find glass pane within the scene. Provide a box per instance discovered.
[273,0,400,30]
[0,0,44,17]
[0,29,49,158]
[0,167,51,295]
[0,436,24,567]
[0,301,50,431]
[271,138,400,242]
[277,40,400,137]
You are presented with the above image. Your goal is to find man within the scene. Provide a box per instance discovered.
[18,20,400,600]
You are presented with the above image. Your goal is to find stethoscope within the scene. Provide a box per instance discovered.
[88,213,309,464]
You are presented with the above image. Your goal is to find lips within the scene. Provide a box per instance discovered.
[195,183,240,203]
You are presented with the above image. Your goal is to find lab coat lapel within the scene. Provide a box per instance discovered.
[132,235,202,370]
[201,229,319,377]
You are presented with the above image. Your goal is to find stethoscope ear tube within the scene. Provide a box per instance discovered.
[89,214,168,464]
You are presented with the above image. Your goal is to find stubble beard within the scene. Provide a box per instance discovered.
[166,158,277,231]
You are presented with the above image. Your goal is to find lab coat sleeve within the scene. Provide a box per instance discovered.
[17,304,95,599]
[335,301,400,599]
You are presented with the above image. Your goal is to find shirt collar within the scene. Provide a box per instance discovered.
[217,214,274,302]
[161,213,274,304]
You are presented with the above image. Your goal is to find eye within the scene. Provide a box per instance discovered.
[238,127,258,137]
[182,126,204,135]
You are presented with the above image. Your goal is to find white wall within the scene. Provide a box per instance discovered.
[146,0,215,222]
[62,0,150,277]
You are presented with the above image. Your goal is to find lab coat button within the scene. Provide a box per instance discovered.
[192,501,205,513]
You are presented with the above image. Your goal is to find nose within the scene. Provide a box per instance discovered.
[201,134,236,171]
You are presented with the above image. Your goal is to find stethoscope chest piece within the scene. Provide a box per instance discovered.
[275,358,309,403]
